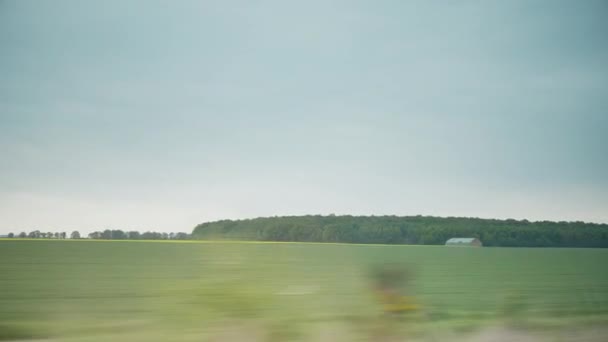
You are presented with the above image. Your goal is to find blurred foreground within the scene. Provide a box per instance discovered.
[1,240,607,341]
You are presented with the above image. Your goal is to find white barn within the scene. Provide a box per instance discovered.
[445,237,482,247]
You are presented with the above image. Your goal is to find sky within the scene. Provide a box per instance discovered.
[1,0,607,234]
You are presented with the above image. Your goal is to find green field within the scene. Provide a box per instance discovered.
[1,239,607,341]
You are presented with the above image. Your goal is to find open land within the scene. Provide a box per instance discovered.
[1,239,607,341]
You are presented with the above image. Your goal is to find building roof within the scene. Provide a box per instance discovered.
[446,237,479,243]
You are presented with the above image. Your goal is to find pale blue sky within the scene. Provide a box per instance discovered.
[1,0,607,233]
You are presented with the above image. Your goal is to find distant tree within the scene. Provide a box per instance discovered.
[174,232,190,240]
[28,230,41,238]
[18,232,27,238]
[101,230,112,239]
[60,232,66,239]
[40,232,47,239]
[70,231,80,239]
[141,231,162,240]
[111,230,126,240]
[127,231,140,239]
[47,232,53,239]
[88,231,102,239]
[8,232,14,238]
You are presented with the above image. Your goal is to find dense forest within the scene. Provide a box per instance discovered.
[192,215,608,248]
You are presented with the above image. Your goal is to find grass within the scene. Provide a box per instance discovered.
[1,239,607,341]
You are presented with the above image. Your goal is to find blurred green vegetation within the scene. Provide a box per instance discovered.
[0,240,607,341]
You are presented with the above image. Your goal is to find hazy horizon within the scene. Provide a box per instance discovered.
[2,0,607,234]
[3,212,608,236]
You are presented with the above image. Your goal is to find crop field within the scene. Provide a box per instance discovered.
[1,239,607,341]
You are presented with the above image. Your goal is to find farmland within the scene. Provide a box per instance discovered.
[1,239,607,341]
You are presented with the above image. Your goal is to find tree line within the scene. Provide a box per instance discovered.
[5,230,190,240]
[192,215,608,248]
[87,230,190,240]
[5,231,72,239]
